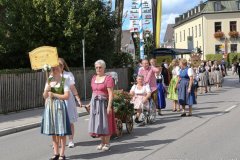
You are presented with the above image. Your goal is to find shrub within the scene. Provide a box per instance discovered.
[205,54,223,61]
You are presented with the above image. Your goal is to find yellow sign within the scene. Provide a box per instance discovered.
[29,46,59,70]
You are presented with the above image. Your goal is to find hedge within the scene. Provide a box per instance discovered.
[206,53,240,66]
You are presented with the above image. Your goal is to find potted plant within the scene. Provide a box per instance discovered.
[113,90,134,118]
[214,31,224,39]
[228,31,239,38]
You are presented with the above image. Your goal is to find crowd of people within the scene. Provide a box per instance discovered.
[41,57,239,160]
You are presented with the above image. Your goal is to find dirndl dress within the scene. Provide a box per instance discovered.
[178,67,196,106]
[156,75,166,109]
[41,78,71,136]
[167,76,178,101]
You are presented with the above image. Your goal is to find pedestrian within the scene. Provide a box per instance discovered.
[198,62,208,94]
[176,59,196,117]
[87,60,116,151]
[155,65,166,111]
[206,61,215,92]
[134,59,142,75]
[213,61,223,89]
[167,59,180,112]
[232,63,237,75]
[150,58,157,67]
[130,75,151,125]
[58,58,82,148]
[138,59,160,114]
[41,65,71,160]
[237,61,240,82]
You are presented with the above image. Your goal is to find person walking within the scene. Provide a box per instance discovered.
[58,58,82,148]
[176,59,196,117]
[41,65,71,160]
[167,59,180,112]
[155,65,166,111]
[198,62,208,94]
[138,59,160,114]
[237,61,240,82]
[87,60,116,151]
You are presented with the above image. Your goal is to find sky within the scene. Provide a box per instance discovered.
[121,0,203,43]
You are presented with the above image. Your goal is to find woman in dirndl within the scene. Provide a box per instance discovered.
[155,65,166,112]
[213,61,223,89]
[42,65,71,160]
[59,58,82,148]
[177,59,196,117]
[88,60,116,151]
[167,59,180,112]
[198,62,208,94]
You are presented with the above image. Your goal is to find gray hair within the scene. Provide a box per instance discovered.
[95,59,106,69]
[137,74,144,79]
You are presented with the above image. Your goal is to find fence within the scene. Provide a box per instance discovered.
[0,68,129,114]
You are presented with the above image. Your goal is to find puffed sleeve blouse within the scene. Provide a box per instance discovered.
[91,75,114,96]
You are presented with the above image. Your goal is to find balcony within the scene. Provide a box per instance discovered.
[214,31,224,39]
[228,31,239,38]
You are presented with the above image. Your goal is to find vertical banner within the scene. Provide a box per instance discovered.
[155,0,162,48]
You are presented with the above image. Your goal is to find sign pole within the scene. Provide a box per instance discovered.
[139,0,144,59]
[82,39,87,101]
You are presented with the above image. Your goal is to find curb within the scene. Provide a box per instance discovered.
[0,111,88,137]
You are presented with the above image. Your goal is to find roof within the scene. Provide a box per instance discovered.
[163,24,174,43]
[152,48,193,57]
[174,0,240,28]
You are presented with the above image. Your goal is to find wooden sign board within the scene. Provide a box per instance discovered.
[29,46,59,70]
[190,53,202,67]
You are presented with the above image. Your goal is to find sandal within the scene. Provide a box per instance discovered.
[97,143,104,150]
[59,156,66,160]
[102,144,111,151]
[49,154,59,160]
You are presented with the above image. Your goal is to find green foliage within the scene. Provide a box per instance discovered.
[111,52,134,68]
[113,90,134,118]
[0,0,117,69]
[205,54,223,61]
[228,53,240,65]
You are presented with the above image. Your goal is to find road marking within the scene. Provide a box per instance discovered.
[84,119,89,121]
[224,105,237,112]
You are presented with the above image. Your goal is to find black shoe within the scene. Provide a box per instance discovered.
[49,155,59,160]
[181,113,187,117]
[135,117,143,123]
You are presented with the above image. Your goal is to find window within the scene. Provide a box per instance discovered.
[192,27,194,37]
[183,30,186,41]
[180,31,182,42]
[215,22,222,32]
[231,44,237,53]
[214,1,222,11]
[199,24,201,37]
[238,1,240,10]
[230,21,237,31]
[188,28,190,36]
[195,25,197,38]
[215,45,221,54]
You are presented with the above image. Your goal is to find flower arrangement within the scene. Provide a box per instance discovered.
[214,31,224,39]
[228,31,239,38]
[113,90,134,118]
[43,64,51,72]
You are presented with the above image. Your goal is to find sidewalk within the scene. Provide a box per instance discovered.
[0,101,89,137]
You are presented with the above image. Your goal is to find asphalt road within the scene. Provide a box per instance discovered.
[0,74,240,160]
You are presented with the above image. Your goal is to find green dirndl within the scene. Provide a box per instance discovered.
[167,76,178,101]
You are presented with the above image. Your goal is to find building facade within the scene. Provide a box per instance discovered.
[163,24,175,48]
[174,0,240,59]
[121,30,136,59]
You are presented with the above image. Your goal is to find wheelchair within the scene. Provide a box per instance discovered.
[133,91,157,126]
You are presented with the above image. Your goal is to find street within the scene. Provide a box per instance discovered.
[0,74,240,160]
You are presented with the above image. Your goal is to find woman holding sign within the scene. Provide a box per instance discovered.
[42,65,71,160]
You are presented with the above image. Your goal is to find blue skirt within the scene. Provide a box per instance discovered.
[41,98,72,136]
[178,79,196,106]
[156,82,166,109]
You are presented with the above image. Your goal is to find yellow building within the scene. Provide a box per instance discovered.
[173,0,240,60]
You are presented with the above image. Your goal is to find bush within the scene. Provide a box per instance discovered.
[205,54,223,61]
[228,53,240,65]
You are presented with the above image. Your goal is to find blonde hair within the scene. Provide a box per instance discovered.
[59,58,70,72]
[95,59,106,69]
[180,58,188,66]
[171,59,178,66]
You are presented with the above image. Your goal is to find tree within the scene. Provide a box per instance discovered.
[0,0,117,69]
